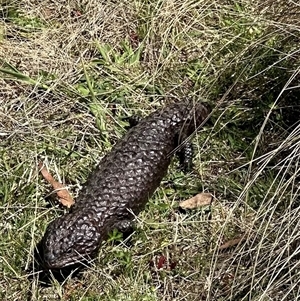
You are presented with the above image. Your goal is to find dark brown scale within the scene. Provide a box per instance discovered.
[38,101,209,270]
[178,142,194,172]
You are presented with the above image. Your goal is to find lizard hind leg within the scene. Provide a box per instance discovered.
[177,141,194,172]
[122,116,142,130]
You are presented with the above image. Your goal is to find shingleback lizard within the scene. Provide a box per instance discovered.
[38,101,209,270]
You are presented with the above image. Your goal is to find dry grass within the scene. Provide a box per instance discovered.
[0,0,299,300]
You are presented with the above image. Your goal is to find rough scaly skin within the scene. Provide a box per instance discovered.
[39,101,209,270]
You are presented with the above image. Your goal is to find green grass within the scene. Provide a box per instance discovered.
[0,0,299,300]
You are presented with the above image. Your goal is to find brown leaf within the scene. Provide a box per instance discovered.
[149,254,177,271]
[219,237,244,250]
[38,162,74,208]
[179,193,213,210]
[157,255,166,269]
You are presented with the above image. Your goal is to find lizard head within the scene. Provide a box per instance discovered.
[37,213,102,270]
